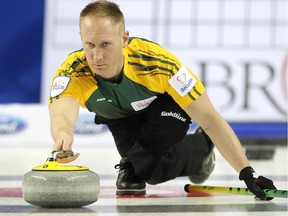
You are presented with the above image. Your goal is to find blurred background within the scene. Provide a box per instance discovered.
[0,0,287,159]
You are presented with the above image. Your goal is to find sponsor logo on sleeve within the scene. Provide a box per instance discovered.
[50,76,70,97]
[168,66,197,97]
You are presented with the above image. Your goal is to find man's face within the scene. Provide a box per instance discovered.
[80,16,129,80]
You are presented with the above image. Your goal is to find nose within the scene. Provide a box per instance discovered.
[92,48,103,62]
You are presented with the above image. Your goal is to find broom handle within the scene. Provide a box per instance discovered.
[184,184,287,198]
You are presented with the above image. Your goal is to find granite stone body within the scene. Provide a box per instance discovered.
[22,170,100,208]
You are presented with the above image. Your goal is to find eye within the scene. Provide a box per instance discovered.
[101,42,110,48]
[86,42,95,48]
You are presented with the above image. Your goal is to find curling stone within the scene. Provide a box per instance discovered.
[22,151,100,208]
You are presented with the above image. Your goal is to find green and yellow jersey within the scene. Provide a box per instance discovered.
[49,37,205,119]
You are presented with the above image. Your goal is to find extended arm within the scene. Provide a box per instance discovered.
[184,92,250,172]
[185,92,276,200]
[49,96,80,162]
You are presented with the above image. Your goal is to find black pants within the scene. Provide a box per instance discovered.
[95,94,210,184]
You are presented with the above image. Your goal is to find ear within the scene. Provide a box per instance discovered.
[122,31,129,48]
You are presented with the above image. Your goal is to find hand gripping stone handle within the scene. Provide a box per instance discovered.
[47,150,74,161]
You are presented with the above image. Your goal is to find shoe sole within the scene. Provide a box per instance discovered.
[116,188,146,196]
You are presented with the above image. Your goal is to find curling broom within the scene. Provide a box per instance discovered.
[184,184,288,198]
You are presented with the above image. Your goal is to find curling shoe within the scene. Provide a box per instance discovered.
[115,157,146,196]
[189,127,215,184]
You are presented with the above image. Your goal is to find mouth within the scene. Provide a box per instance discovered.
[92,64,106,69]
[94,64,105,67]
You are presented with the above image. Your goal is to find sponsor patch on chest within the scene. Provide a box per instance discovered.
[168,66,197,97]
[50,76,70,97]
[131,96,157,111]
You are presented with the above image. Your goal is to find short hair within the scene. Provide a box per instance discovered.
[80,0,125,31]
